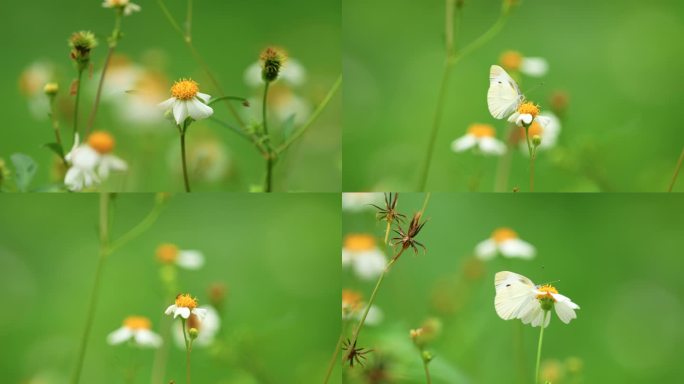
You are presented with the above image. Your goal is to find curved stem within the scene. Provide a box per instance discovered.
[423,358,433,384]
[179,124,191,192]
[72,69,84,141]
[48,98,67,165]
[207,95,249,107]
[534,311,549,384]
[276,74,342,154]
[107,196,166,254]
[71,193,111,384]
[667,147,684,192]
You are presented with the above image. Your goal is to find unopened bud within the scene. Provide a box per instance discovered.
[260,47,286,83]
[532,135,542,147]
[44,82,59,96]
[188,327,199,340]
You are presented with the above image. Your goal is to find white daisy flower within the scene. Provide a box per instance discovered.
[519,111,561,152]
[107,316,162,348]
[342,290,383,326]
[172,305,220,348]
[475,228,536,260]
[164,293,208,320]
[156,243,205,270]
[521,284,580,328]
[19,61,54,121]
[500,50,549,77]
[158,79,213,126]
[451,124,506,156]
[341,192,384,212]
[86,131,128,179]
[102,0,141,16]
[342,234,386,280]
[64,134,100,191]
[243,58,306,88]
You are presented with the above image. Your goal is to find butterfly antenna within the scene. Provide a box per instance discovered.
[523,82,545,96]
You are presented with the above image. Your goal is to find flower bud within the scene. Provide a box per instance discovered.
[260,47,286,83]
[532,135,542,147]
[44,82,59,97]
[69,31,98,71]
[188,327,199,340]
[421,350,433,362]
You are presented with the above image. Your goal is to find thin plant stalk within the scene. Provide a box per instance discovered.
[384,220,391,245]
[523,126,536,192]
[72,69,84,141]
[323,321,348,384]
[534,311,550,384]
[179,122,191,192]
[667,147,684,192]
[181,319,192,384]
[48,97,66,165]
[417,7,511,191]
[86,8,123,136]
[71,193,111,384]
[423,358,433,384]
[262,81,274,192]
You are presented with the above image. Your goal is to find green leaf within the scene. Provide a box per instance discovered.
[281,114,297,140]
[10,153,37,192]
[43,142,65,159]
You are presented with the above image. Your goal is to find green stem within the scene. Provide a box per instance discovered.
[71,193,111,384]
[181,319,191,384]
[48,97,67,165]
[534,311,550,384]
[523,125,535,192]
[345,250,403,360]
[86,9,123,136]
[179,123,191,192]
[384,220,391,245]
[423,357,433,384]
[107,195,166,254]
[262,81,271,138]
[72,69,84,141]
[667,147,684,192]
[276,74,342,154]
[323,332,344,384]
[207,95,249,107]
[208,117,253,142]
[262,81,274,192]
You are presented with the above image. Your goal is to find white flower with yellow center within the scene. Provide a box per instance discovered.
[156,243,205,270]
[165,293,208,320]
[342,234,386,280]
[451,124,506,155]
[342,289,383,326]
[523,284,580,327]
[475,228,535,260]
[158,79,213,125]
[107,316,162,348]
[500,50,549,77]
[172,305,220,348]
[518,111,561,152]
[102,0,141,16]
[64,134,100,191]
[87,131,128,179]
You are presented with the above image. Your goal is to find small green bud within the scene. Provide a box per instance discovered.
[540,298,554,312]
[188,327,199,340]
[422,350,433,362]
[44,82,59,96]
[532,135,542,147]
[260,47,286,83]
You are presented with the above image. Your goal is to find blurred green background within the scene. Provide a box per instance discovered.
[1,0,341,192]
[342,193,684,383]
[0,193,341,383]
[343,0,684,191]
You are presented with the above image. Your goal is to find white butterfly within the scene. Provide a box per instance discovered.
[494,271,580,328]
[488,65,523,120]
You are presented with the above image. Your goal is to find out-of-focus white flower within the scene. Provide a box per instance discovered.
[156,243,205,270]
[519,111,561,152]
[164,294,208,320]
[451,124,506,156]
[102,0,141,16]
[500,50,549,77]
[342,234,386,280]
[172,305,220,348]
[244,58,306,88]
[158,79,213,125]
[342,193,384,212]
[107,316,162,348]
[19,61,55,120]
[342,289,383,326]
[475,228,536,260]
[245,87,312,126]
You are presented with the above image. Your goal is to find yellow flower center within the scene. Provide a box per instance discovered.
[491,227,518,244]
[518,102,540,118]
[156,243,179,263]
[467,124,495,138]
[170,79,199,100]
[88,131,115,154]
[175,293,198,309]
[536,284,559,300]
[343,234,376,252]
[123,316,151,330]
[342,289,363,312]
[500,50,523,71]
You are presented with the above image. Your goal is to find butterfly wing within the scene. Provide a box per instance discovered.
[488,65,523,119]
[494,271,536,320]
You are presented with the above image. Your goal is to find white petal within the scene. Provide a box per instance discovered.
[352,250,386,280]
[280,59,306,86]
[164,304,177,315]
[507,112,520,124]
[499,239,536,259]
[175,307,191,319]
[243,62,263,87]
[536,112,561,150]
[192,308,208,321]
[474,239,497,260]
[134,329,162,348]
[64,168,84,191]
[158,97,176,110]
[195,92,211,103]
[519,114,533,126]
[359,305,383,326]
[176,250,205,270]
[451,134,477,152]
[551,293,580,309]
[193,306,221,347]
[186,98,214,121]
[107,327,132,345]
[554,300,577,324]
[478,137,507,155]
[172,101,188,125]
[521,57,549,77]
